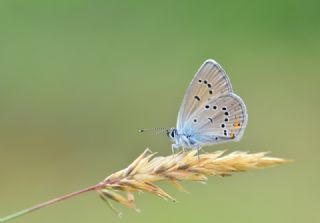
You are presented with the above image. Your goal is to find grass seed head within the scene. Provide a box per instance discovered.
[98,149,290,214]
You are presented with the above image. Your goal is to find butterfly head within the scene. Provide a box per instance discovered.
[166,128,178,141]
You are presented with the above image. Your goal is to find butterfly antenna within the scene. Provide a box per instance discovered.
[139,127,168,134]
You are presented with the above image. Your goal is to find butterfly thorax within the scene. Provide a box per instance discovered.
[167,128,200,149]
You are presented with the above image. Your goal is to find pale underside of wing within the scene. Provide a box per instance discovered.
[182,93,248,145]
[177,59,233,131]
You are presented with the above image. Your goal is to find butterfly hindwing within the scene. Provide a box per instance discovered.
[183,93,248,145]
[177,59,233,131]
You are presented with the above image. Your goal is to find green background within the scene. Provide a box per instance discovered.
[0,1,319,222]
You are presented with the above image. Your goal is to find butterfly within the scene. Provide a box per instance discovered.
[140,59,248,153]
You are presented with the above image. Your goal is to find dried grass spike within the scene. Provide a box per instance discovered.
[98,149,290,213]
[0,148,290,222]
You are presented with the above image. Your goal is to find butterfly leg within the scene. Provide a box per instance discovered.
[171,144,179,154]
[195,146,201,160]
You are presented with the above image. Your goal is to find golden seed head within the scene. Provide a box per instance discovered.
[98,149,290,214]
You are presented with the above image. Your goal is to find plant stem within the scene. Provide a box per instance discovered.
[0,183,103,222]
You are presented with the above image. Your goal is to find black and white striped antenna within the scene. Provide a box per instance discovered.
[138,127,168,134]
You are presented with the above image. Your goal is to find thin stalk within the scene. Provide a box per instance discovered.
[0,183,104,223]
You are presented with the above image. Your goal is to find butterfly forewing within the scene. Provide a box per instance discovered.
[177,59,233,131]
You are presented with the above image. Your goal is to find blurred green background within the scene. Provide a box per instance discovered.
[0,0,319,222]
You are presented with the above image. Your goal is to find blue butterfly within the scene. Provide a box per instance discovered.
[141,59,248,153]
